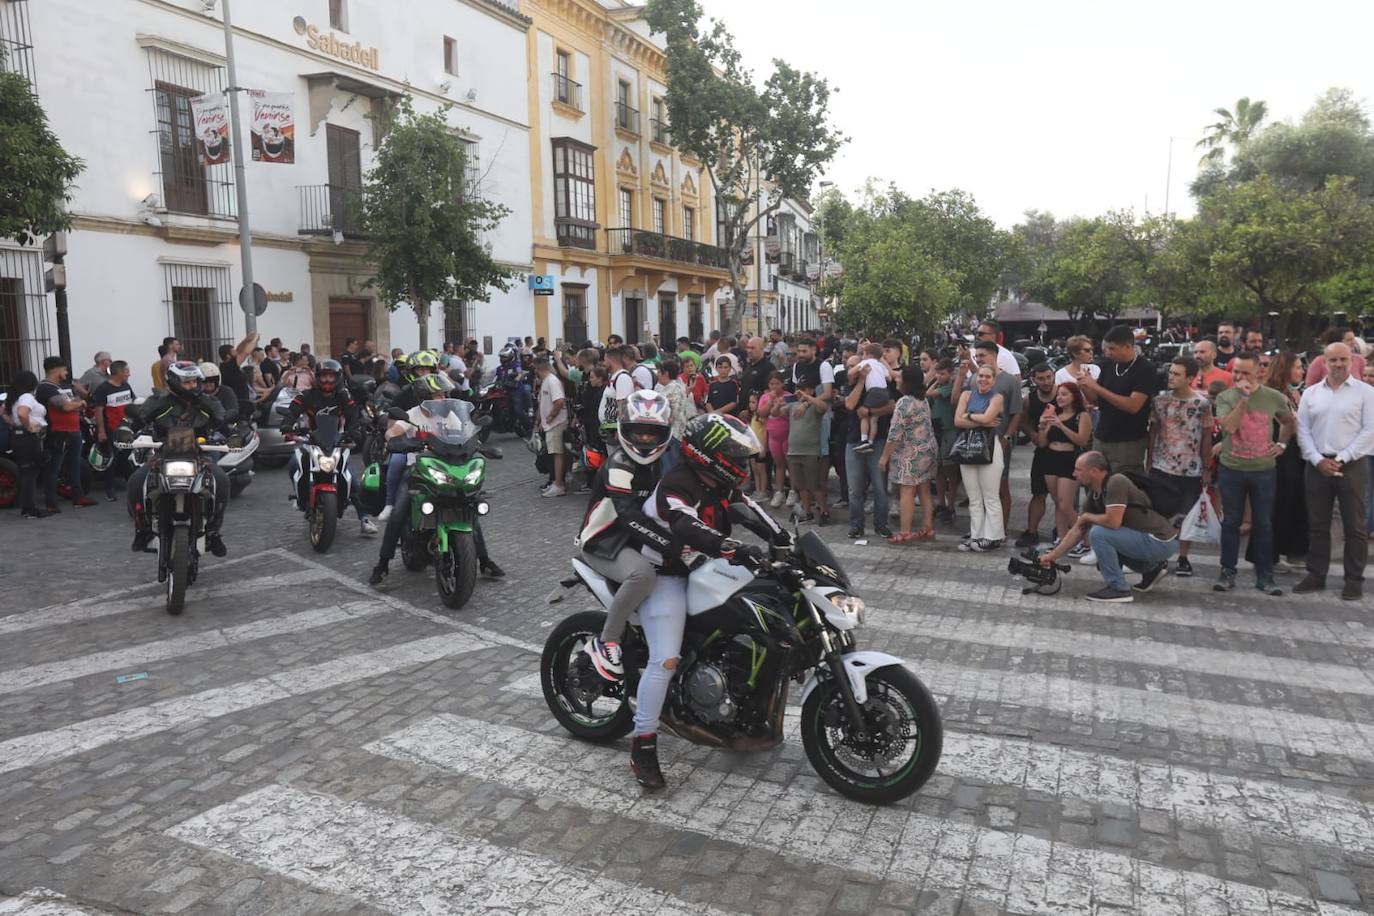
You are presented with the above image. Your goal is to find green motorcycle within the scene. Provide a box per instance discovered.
[375,399,501,609]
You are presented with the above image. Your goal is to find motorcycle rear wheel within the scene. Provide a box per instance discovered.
[166,527,190,616]
[541,611,632,742]
[800,665,942,805]
[0,457,18,509]
[310,492,338,553]
[436,531,477,609]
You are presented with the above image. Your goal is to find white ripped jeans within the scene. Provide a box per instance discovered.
[633,574,688,736]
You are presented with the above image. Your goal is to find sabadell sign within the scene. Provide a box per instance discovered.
[293,17,380,71]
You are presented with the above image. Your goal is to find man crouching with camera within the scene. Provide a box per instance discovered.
[1035,450,1179,603]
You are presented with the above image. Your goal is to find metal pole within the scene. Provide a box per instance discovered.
[221,0,257,333]
[754,154,762,337]
[1164,136,1174,218]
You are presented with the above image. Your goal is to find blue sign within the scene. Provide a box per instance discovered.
[529,274,556,296]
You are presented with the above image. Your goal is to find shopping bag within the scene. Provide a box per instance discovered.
[1179,492,1221,543]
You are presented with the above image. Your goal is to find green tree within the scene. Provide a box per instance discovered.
[1020,217,1131,331]
[358,96,512,350]
[898,189,1007,319]
[0,62,84,246]
[644,0,845,332]
[1189,174,1374,340]
[1195,96,1268,166]
[834,211,959,337]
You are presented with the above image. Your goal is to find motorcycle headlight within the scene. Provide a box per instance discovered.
[426,468,451,485]
[421,501,436,515]
[828,593,866,626]
[164,460,197,478]
[476,501,490,515]
[317,455,336,473]
[463,464,485,487]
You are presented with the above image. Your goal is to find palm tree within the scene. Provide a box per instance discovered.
[1196,97,1269,165]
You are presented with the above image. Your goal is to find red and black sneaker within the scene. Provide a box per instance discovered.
[584,637,624,682]
[630,733,665,791]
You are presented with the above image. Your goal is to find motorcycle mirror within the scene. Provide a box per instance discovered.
[387,407,409,421]
[480,446,504,460]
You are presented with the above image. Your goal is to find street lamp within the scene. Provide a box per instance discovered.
[816,180,833,329]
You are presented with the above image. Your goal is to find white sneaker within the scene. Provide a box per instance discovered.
[377,505,392,522]
[542,485,566,498]
[786,490,799,507]
[360,517,379,536]
[770,490,786,508]
[1078,549,1097,565]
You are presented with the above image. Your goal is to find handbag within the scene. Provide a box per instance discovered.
[949,426,994,465]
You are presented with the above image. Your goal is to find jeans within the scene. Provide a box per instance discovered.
[44,429,84,505]
[1218,465,1277,581]
[385,452,408,506]
[1305,460,1369,585]
[583,546,658,643]
[959,438,1005,541]
[1088,525,1179,591]
[845,438,888,531]
[1366,456,1374,533]
[633,575,688,736]
[13,433,44,513]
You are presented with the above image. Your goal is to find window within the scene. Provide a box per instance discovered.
[329,0,349,32]
[615,80,638,133]
[162,262,233,364]
[556,50,570,81]
[0,247,49,388]
[650,97,667,144]
[562,287,588,345]
[688,296,704,342]
[682,206,695,241]
[552,137,597,248]
[146,48,231,217]
[652,198,666,235]
[443,36,457,76]
[623,297,642,344]
[617,80,630,107]
[659,294,676,344]
[460,138,481,200]
[325,124,363,235]
[619,188,634,228]
[552,50,580,110]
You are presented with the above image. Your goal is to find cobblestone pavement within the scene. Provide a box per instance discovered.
[0,440,1371,915]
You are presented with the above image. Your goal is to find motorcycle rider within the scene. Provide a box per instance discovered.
[627,411,765,790]
[368,381,505,585]
[379,368,451,520]
[122,361,232,557]
[198,362,240,419]
[577,390,674,681]
[279,359,378,536]
[388,350,440,413]
[494,346,531,424]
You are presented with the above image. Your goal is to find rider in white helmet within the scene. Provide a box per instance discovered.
[575,389,674,681]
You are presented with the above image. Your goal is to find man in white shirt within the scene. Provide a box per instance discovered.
[1295,342,1374,600]
[976,319,1021,382]
[535,356,569,497]
[602,346,638,423]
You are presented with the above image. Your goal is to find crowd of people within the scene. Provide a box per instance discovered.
[3,318,1373,607]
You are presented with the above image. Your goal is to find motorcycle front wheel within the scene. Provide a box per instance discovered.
[309,492,338,553]
[166,527,190,616]
[435,530,477,609]
[540,611,632,742]
[800,665,943,805]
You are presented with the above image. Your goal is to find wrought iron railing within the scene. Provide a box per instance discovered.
[555,220,597,250]
[615,101,640,134]
[607,228,725,269]
[649,118,669,145]
[0,0,37,87]
[298,184,365,238]
[552,72,582,110]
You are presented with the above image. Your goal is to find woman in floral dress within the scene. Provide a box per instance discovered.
[879,365,940,544]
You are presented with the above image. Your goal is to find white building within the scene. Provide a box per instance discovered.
[729,193,821,336]
[0,0,534,392]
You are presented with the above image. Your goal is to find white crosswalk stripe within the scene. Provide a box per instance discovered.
[859,610,1374,697]
[365,714,1367,916]
[498,673,1374,857]
[0,633,492,775]
[0,602,385,696]
[166,784,738,916]
[0,888,110,915]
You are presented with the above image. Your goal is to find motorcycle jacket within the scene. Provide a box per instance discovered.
[577,448,670,560]
[642,464,741,575]
[280,386,358,435]
[493,363,524,388]
[126,390,228,439]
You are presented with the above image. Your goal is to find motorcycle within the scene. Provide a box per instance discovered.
[286,417,354,553]
[542,503,944,805]
[252,386,299,469]
[117,427,244,615]
[216,415,259,499]
[474,380,532,441]
[385,399,502,609]
[360,380,403,468]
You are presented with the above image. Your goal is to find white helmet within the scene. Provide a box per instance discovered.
[617,389,672,465]
[198,361,220,382]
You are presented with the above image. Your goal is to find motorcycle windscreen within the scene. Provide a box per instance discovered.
[796,530,851,589]
[419,399,479,446]
[312,416,342,452]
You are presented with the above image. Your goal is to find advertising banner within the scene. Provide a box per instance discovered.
[190,92,231,166]
[250,91,295,163]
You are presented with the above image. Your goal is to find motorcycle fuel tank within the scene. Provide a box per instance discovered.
[686,559,754,616]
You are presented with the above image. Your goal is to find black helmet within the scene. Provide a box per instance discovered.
[680,413,760,488]
[166,360,204,401]
[317,358,343,394]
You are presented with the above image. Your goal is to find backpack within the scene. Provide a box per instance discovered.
[1122,470,1186,519]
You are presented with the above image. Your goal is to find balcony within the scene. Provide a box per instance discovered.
[615,101,640,135]
[607,228,726,270]
[298,184,365,239]
[551,72,582,111]
[649,117,669,146]
[555,219,597,250]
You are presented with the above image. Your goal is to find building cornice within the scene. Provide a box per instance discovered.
[527,0,664,74]
[456,0,532,31]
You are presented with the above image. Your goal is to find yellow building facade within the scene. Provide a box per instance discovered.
[521,0,732,348]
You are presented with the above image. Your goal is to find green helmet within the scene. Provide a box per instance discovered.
[409,350,439,371]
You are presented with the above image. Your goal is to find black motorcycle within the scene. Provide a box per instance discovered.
[118,427,242,615]
[542,503,944,805]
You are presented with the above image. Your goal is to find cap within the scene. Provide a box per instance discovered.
[94,351,112,363]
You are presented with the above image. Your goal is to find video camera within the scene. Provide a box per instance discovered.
[1008,549,1070,596]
